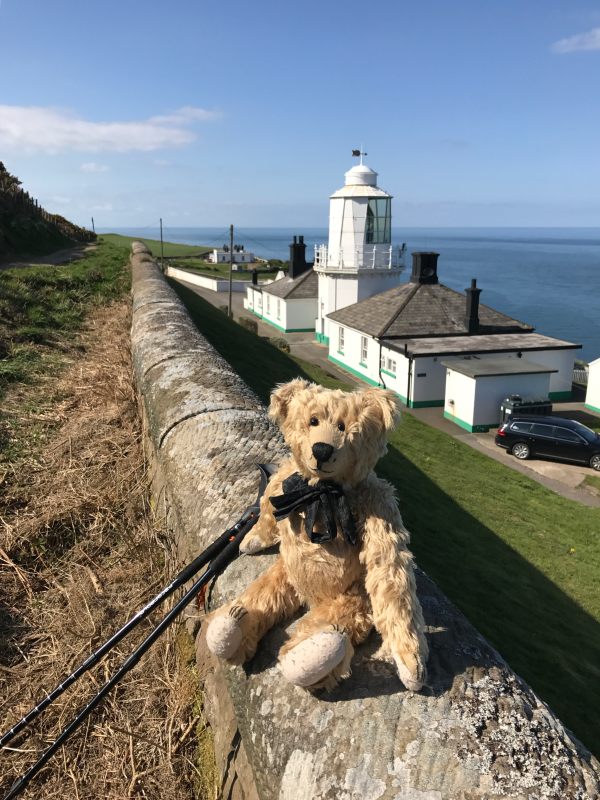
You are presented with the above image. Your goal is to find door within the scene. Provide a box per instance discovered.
[550,426,588,463]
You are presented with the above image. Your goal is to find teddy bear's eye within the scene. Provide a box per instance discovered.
[309,416,319,427]
[337,421,345,432]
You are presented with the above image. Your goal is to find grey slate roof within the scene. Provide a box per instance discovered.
[261,269,318,300]
[385,332,580,358]
[441,356,558,379]
[327,281,533,338]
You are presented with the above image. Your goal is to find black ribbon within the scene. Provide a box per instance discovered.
[270,473,357,545]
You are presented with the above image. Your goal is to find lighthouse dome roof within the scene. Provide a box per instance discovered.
[344,163,378,187]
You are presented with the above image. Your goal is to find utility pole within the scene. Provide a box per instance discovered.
[160,218,164,272]
[228,223,234,318]
[91,216,95,233]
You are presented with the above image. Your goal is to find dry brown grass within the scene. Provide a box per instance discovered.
[0,300,214,799]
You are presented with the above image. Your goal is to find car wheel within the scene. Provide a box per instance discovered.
[590,454,600,472]
[512,442,530,460]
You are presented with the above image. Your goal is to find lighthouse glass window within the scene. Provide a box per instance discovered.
[365,198,391,244]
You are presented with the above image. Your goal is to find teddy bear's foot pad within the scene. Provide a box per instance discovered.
[395,657,426,692]
[279,631,348,687]
[206,610,244,659]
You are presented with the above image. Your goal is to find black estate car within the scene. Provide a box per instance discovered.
[495,415,600,471]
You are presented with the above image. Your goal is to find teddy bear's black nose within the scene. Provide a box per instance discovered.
[312,442,334,463]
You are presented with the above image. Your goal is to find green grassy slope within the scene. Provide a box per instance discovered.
[170,279,600,757]
[101,233,211,258]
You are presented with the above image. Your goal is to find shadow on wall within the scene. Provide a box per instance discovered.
[170,278,600,760]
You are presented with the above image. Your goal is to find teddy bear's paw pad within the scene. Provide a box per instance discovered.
[279,631,348,688]
[394,656,426,692]
[239,534,267,554]
[206,614,243,659]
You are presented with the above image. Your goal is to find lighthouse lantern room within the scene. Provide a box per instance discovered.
[314,153,405,344]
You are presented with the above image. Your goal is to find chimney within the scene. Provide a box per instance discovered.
[410,252,439,284]
[465,278,482,333]
[288,234,309,279]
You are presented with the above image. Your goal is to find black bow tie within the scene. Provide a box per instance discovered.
[270,473,357,546]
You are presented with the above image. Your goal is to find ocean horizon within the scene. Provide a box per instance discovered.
[103,226,600,363]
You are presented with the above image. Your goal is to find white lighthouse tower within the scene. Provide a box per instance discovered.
[314,153,405,344]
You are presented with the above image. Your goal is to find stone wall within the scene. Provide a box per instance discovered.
[130,244,600,800]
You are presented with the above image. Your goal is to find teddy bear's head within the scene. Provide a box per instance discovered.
[269,379,401,486]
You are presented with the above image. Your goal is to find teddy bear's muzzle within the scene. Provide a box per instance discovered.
[312,442,334,467]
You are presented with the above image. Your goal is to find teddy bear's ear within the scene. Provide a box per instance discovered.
[269,379,312,425]
[359,388,401,433]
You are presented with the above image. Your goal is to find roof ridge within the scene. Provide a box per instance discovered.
[376,283,420,338]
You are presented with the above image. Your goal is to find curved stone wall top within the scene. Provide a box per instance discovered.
[130,246,600,800]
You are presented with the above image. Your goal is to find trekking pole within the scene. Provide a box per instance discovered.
[1,462,274,798]
[3,507,262,800]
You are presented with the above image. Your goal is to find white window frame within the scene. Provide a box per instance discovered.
[360,336,368,364]
[277,299,281,320]
[338,326,345,354]
[266,295,271,314]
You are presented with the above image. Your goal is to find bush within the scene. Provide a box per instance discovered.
[238,317,258,335]
[269,337,290,353]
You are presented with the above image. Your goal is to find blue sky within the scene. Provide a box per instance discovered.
[1,0,599,229]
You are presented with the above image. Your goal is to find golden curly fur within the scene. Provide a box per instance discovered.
[206,379,429,691]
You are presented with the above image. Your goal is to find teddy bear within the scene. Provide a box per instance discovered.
[205,379,428,692]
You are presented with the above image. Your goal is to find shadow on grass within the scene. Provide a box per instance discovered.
[379,444,600,758]
[173,280,600,758]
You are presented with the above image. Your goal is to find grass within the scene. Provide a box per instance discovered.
[101,232,211,258]
[170,279,600,758]
[0,238,129,402]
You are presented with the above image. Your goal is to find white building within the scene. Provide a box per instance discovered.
[313,158,406,344]
[585,358,600,414]
[326,250,580,430]
[244,235,318,333]
[209,246,254,265]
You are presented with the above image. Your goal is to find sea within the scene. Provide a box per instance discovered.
[105,226,600,363]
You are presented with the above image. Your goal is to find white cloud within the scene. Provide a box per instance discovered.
[552,27,600,53]
[80,161,109,173]
[0,105,219,153]
[90,202,113,212]
[48,195,71,205]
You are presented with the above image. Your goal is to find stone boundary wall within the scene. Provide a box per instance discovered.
[166,264,249,293]
[130,244,600,800]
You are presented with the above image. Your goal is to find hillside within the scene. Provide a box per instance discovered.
[0,161,95,260]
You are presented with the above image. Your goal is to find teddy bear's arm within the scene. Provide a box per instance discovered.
[239,459,296,554]
[360,486,429,691]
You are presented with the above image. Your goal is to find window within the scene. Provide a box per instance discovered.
[380,352,386,370]
[387,358,397,374]
[510,422,533,433]
[553,427,581,443]
[338,327,345,353]
[360,336,368,364]
[365,198,391,244]
[277,299,281,320]
[530,424,553,437]
[266,295,271,313]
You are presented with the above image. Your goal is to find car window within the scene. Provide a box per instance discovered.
[529,424,554,437]
[553,427,581,443]
[510,422,533,433]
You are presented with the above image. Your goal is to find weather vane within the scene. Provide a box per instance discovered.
[351,148,367,165]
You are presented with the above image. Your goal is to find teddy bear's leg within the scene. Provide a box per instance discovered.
[206,557,301,665]
[278,585,372,690]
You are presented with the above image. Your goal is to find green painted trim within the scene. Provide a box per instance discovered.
[359,361,367,368]
[584,403,600,414]
[328,355,380,387]
[337,350,345,356]
[549,390,572,401]
[315,333,330,345]
[443,411,497,433]
[409,399,445,409]
[260,316,313,334]
[381,368,397,378]
[249,309,263,319]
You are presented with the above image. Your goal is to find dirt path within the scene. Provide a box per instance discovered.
[0,242,98,271]
[0,300,207,799]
